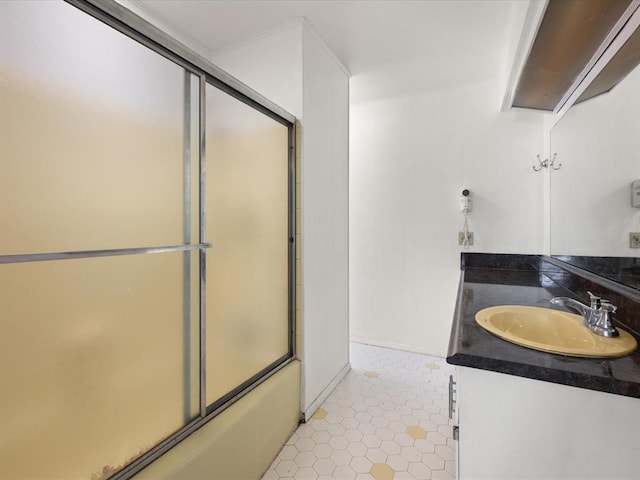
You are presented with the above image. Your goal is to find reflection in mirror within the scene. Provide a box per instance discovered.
[550,35,640,290]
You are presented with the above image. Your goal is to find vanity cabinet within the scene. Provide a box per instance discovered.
[448,253,640,479]
[455,366,640,480]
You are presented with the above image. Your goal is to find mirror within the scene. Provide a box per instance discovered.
[550,47,640,290]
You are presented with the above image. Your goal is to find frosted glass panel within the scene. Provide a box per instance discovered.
[0,252,199,479]
[0,1,185,254]
[205,85,290,403]
[0,2,293,477]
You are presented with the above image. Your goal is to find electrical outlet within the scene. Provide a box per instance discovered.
[458,231,474,246]
[631,232,640,248]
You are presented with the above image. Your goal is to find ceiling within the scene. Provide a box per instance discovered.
[133,0,517,103]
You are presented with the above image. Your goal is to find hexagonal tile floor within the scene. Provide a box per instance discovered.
[261,342,457,480]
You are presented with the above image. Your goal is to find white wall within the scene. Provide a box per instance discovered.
[211,23,303,118]
[350,78,545,356]
[212,23,350,418]
[300,26,350,417]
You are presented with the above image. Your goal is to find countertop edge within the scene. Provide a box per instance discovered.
[446,352,639,398]
[446,270,465,360]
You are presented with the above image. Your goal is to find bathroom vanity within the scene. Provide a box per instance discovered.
[447,254,640,480]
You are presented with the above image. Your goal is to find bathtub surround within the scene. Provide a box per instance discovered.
[138,362,301,479]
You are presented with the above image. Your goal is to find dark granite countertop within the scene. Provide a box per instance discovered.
[446,259,640,399]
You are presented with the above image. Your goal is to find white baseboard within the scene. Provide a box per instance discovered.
[303,362,351,422]
[350,335,447,358]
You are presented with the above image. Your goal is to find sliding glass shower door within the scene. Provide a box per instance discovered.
[0,1,295,478]
[205,84,291,406]
[0,2,201,478]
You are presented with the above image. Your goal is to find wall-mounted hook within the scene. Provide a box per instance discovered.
[532,153,561,172]
[532,155,546,171]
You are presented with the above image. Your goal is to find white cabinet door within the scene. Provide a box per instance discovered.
[457,366,640,480]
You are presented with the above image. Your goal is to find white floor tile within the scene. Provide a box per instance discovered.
[261,342,456,480]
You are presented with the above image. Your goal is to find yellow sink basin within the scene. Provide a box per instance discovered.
[475,305,637,358]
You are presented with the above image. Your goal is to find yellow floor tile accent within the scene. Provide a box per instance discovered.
[425,362,441,370]
[311,408,327,420]
[364,371,379,378]
[370,462,395,480]
[406,425,427,439]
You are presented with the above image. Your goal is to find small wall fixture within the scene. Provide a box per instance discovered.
[532,153,562,172]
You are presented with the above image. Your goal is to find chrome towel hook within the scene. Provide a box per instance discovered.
[533,153,561,172]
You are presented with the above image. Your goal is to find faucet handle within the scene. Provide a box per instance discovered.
[600,300,617,313]
[592,300,619,337]
[588,291,601,309]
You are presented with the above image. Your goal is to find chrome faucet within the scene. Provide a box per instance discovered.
[550,291,619,338]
